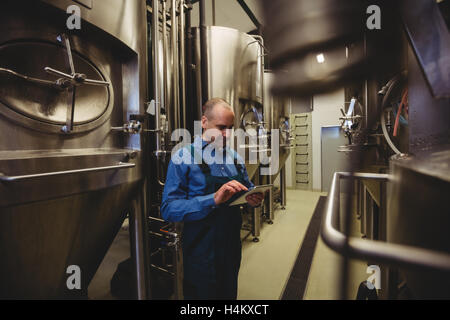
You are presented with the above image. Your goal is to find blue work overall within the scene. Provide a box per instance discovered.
[182,145,247,300]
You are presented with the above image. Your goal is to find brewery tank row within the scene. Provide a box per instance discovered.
[0,0,292,299]
[2,0,449,301]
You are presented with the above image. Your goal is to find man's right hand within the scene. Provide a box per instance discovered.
[214,180,248,205]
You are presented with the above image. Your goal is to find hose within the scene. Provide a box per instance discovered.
[393,89,408,137]
[381,108,401,155]
[378,72,407,155]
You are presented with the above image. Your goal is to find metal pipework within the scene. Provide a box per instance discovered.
[0,162,135,182]
[152,0,162,153]
[179,0,187,129]
[280,165,286,209]
[162,0,170,135]
[171,0,180,130]
[321,172,450,273]
[199,0,208,104]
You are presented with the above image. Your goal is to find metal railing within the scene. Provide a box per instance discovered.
[321,172,450,273]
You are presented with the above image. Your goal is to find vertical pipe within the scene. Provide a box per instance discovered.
[212,0,216,26]
[280,165,287,209]
[252,172,261,241]
[200,0,209,104]
[268,179,274,221]
[179,0,187,129]
[173,223,184,299]
[185,0,194,133]
[162,0,172,135]
[152,0,161,152]
[129,188,151,300]
[171,0,180,129]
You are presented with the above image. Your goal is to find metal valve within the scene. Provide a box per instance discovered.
[111,120,143,134]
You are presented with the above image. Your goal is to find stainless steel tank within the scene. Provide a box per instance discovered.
[0,0,148,299]
[263,71,292,182]
[388,149,450,299]
[193,26,264,179]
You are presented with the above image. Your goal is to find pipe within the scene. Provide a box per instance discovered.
[321,172,450,273]
[280,165,287,209]
[129,188,151,300]
[152,0,161,153]
[381,109,401,155]
[236,0,261,33]
[393,89,408,137]
[179,0,187,129]
[185,0,194,133]
[162,0,171,135]
[171,0,180,129]
[200,0,209,104]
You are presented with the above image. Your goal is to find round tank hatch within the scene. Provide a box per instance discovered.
[0,41,111,132]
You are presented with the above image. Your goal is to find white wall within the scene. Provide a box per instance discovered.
[311,89,345,191]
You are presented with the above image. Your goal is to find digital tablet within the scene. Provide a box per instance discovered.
[229,184,273,206]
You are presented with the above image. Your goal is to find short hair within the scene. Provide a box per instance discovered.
[202,98,233,119]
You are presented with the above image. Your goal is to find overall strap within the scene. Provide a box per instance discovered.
[189,144,211,175]
[188,144,245,179]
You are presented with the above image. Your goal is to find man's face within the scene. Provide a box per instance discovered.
[202,104,235,147]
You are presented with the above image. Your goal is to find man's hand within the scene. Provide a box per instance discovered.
[214,180,248,205]
[246,192,264,207]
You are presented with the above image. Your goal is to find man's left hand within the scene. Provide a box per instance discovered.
[246,192,264,207]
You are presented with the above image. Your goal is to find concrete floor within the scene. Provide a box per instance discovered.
[88,189,368,300]
[238,189,326,300]
[88,221,130,300]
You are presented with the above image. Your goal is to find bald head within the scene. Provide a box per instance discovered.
[201,98,235,142]
[202,98,233,120]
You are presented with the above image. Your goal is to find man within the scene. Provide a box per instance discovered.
[161,98,264,300]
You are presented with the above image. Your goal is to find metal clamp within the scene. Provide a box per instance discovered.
[0,162,135,182]
[321,172,450,272]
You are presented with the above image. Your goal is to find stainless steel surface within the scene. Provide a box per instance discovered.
[0,161,135,182]
[0,40,112,133]
[193,26,262,112]
[171,0,180,130]
[263,71,292,182]
[179,0,187,129]
[401,0,450,98]
[1,0,149,299]
[407,44,450,153]
[162,0,169,135]
[193,26,264,179]
[153,0,162,154]
[129,187,151,300]
[321,171,450,274]
[388,149,450,298]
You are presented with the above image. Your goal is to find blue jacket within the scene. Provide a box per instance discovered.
[161,137,254,222]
